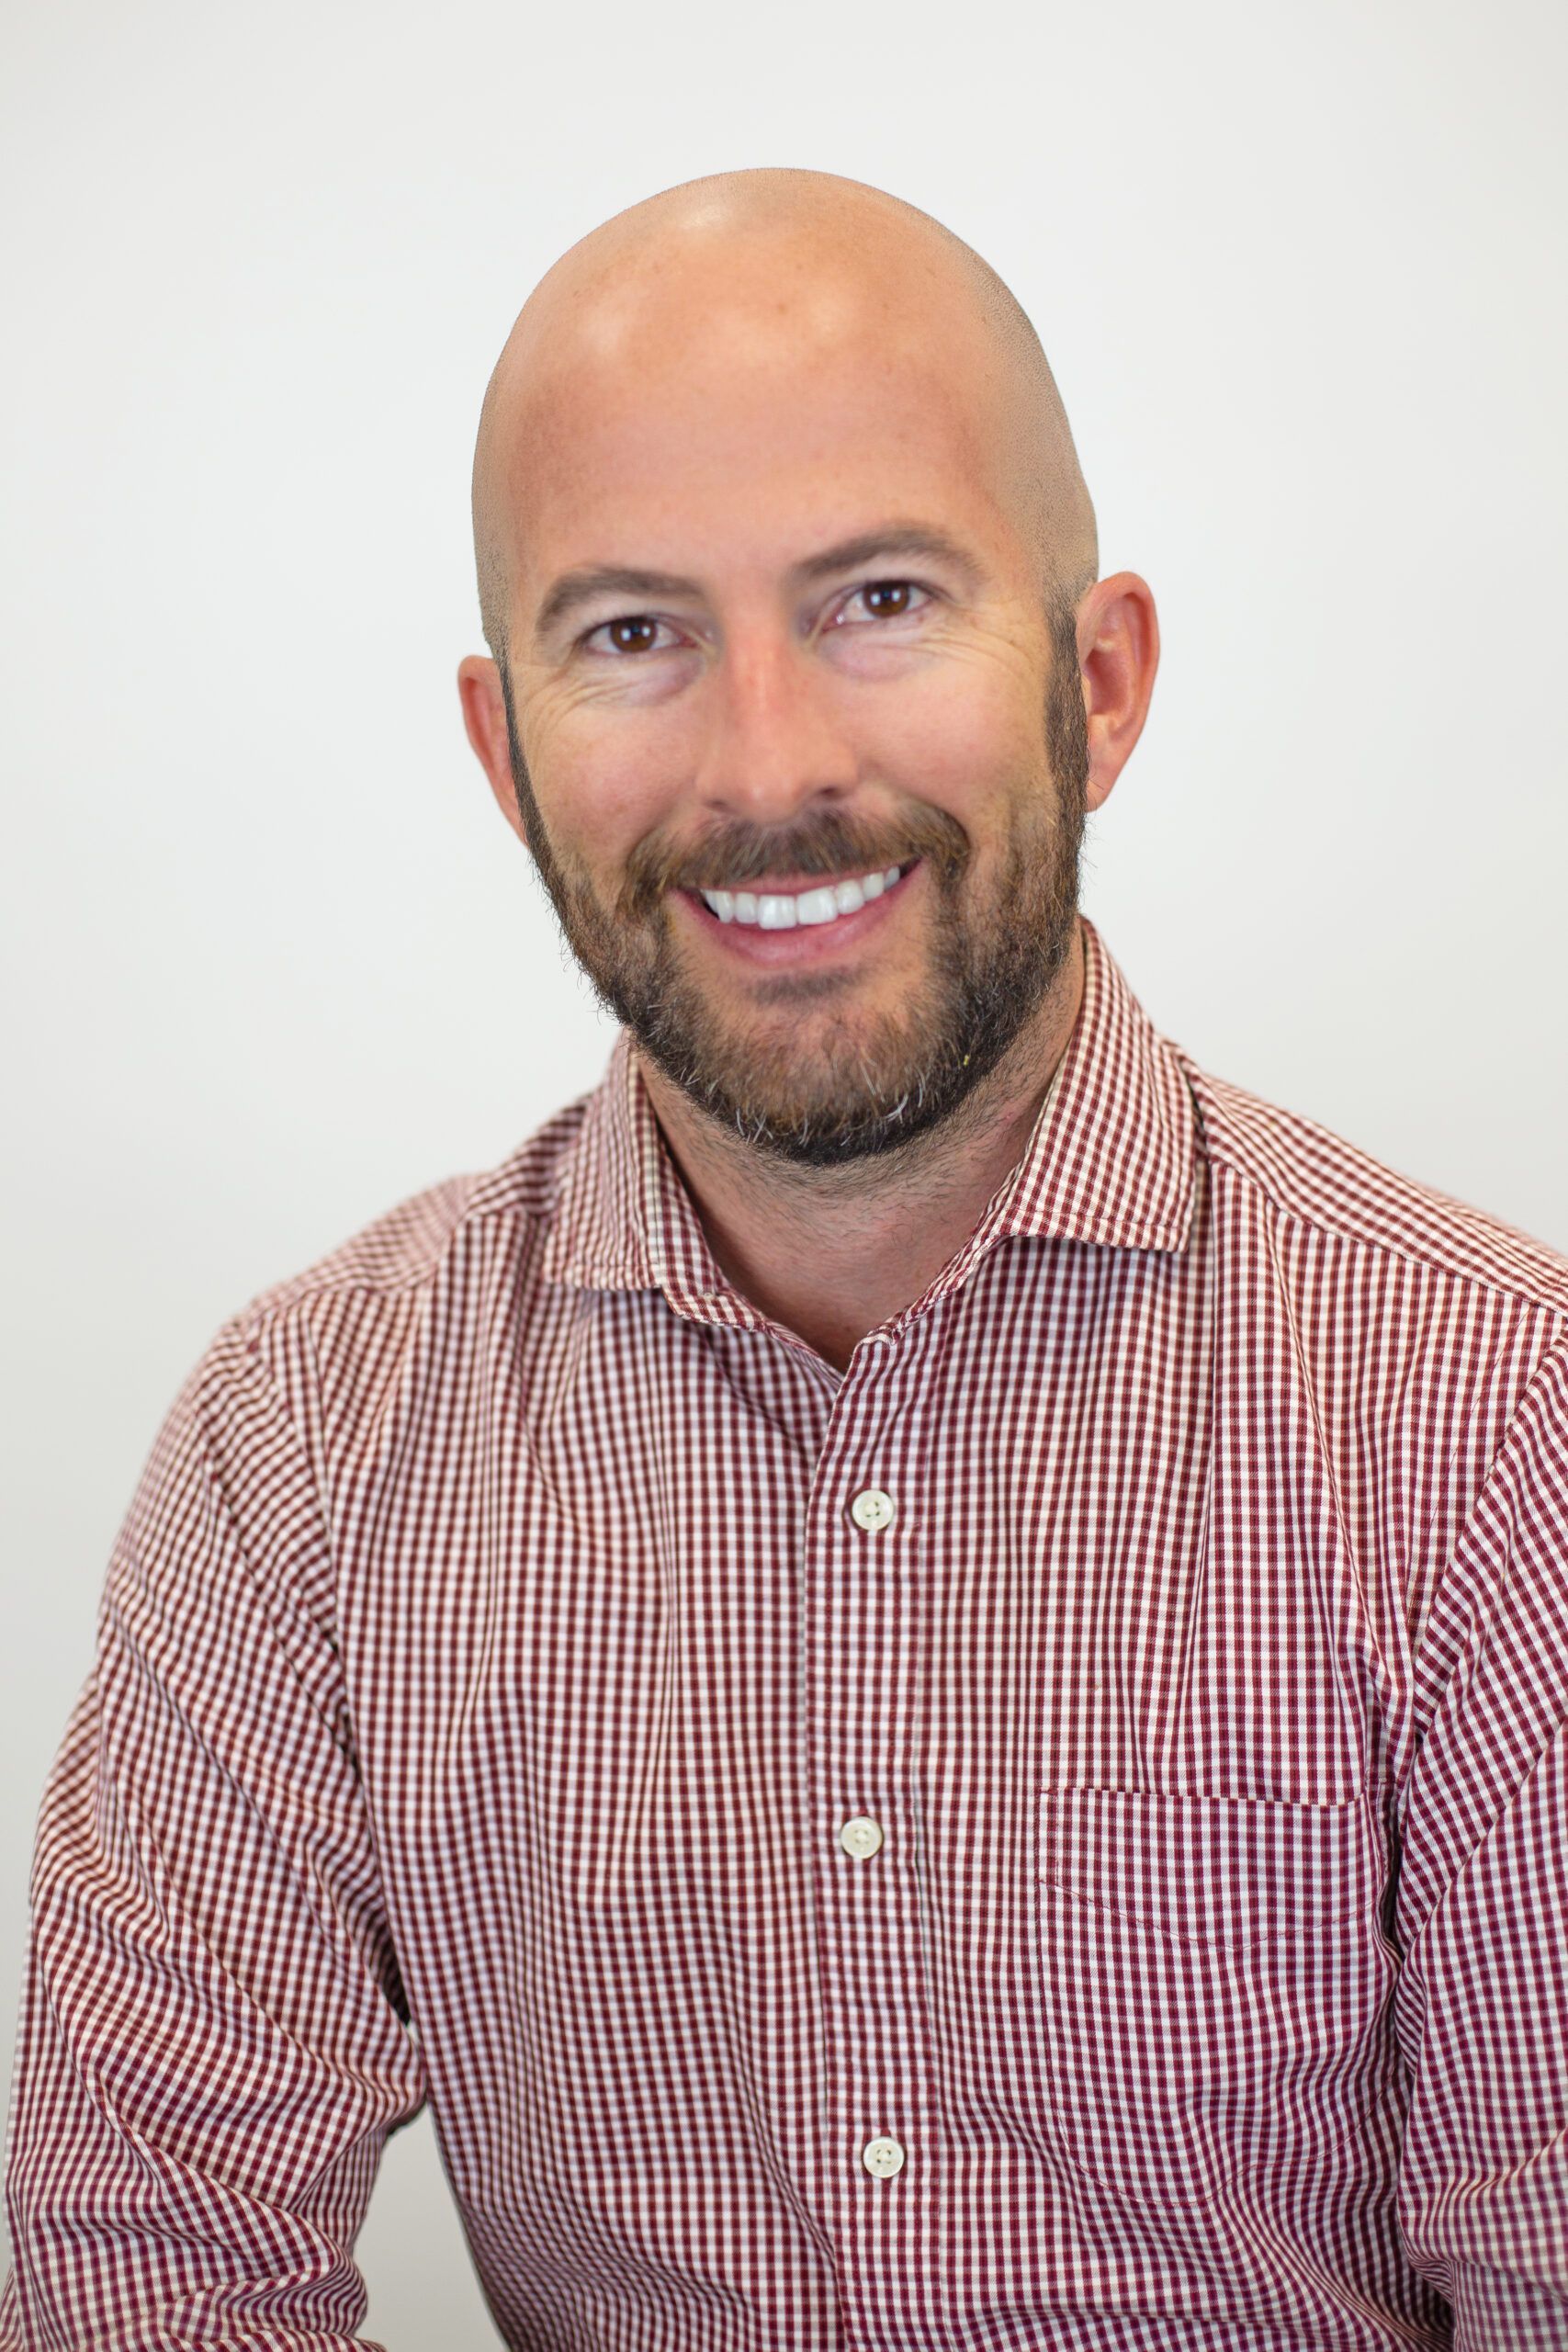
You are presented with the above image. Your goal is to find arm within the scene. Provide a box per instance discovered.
[1393,1338,1568,2345]
[1,1312,427,2350]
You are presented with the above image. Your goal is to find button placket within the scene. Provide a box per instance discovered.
[807,1363,930,2231]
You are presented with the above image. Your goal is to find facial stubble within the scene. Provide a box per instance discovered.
[498,602,1089,1169]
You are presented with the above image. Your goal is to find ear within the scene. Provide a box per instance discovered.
[1075,572,1160,816]
[457,654,528,845]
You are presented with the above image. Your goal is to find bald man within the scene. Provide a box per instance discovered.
[5,170,1567,2352]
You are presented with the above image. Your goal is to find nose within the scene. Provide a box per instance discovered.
[692,625,859,827]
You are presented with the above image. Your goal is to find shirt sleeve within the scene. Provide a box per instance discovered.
[1393,1336,1568,2346]
[0,1311,428,2351]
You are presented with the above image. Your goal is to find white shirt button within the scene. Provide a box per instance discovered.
[839,1815,885,1860]
[850,1487,896,1532]
[861,2135,907,2178]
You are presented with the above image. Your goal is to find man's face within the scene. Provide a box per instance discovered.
[492,284,1090,1168]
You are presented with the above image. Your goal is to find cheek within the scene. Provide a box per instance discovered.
[862,663,1046,809]
[525,704,693,869]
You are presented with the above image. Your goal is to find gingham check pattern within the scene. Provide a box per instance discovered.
[5,917,1567,2349]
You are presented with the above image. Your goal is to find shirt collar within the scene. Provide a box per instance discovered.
[541,914,1199,1325]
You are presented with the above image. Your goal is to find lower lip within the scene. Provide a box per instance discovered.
[674,864,921,967]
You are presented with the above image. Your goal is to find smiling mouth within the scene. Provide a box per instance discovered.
[691,862,915,932]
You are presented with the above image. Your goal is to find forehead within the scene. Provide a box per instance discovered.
[494,254,1022,598]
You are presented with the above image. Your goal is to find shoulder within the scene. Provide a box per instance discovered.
[1173,1046,1568,1329]
[1163,1047,1568,1593]
[225,1089,596,1354]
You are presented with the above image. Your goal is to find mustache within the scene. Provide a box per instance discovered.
[616,802,971,923]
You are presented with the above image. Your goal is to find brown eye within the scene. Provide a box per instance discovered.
[835,580,931,628]
[604,616,660,653]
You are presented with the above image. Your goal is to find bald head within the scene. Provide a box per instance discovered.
[471,167,1097,662]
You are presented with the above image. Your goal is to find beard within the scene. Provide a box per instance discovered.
[499,602,1089,1169]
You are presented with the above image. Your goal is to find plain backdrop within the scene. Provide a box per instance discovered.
[3,0,1564,2339]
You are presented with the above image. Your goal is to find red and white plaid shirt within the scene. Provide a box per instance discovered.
[5,915,1567,2350]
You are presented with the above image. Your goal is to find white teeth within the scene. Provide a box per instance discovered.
[700,865,906,929]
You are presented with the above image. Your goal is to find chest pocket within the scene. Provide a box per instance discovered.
[1038,1787,1399,2211]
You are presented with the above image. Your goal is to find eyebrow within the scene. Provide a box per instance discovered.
[531,525,985,647]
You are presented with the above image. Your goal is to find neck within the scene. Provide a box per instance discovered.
[636,921,1086,1373]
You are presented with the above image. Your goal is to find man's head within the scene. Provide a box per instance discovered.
[458,167,1157,1167]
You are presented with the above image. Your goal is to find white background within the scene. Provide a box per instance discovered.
[3,0,1564,2339]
